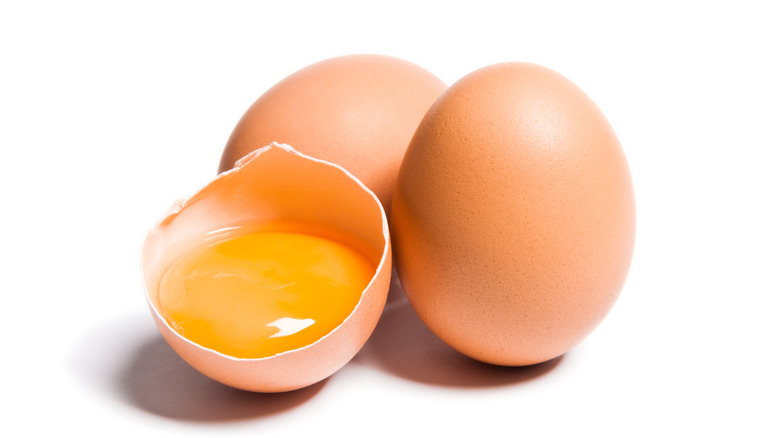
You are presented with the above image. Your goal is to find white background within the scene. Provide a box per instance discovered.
[2,1,778,436]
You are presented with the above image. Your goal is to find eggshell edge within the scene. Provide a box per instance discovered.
[141,143,391,392]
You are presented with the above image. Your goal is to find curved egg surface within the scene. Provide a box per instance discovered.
[391,63,635,366]
[219,54,446,212]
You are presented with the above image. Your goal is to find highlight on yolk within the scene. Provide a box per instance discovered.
[157,223,378,359]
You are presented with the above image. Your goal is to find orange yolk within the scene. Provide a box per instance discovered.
[157,226,376,359]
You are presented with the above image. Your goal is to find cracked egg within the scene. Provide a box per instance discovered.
[142,143,391,392]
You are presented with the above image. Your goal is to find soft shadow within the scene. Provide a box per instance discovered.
[71,314,323,422]
[354,273,563,387]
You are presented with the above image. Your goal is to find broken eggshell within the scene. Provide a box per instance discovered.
[141,143,391,392]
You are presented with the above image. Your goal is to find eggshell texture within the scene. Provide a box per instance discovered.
[391,63,635,366]
[142,143,391,392]
[219,54,447,212]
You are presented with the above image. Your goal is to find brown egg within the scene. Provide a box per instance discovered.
[142,144,391,392]
[391,63,635,366]
[219,54,447,212]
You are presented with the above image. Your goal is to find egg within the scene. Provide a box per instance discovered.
[142,143,391,392]
[391,63,635,366]
[219,54,447,212]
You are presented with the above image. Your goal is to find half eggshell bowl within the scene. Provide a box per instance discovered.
[141,143,391,392]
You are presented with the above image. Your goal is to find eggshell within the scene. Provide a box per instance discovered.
[218,54,447,212]
[391,63,635,366]
[142,143,391,392]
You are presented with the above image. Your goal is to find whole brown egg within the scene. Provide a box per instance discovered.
[219,54,446,212]
[391,63,635,366]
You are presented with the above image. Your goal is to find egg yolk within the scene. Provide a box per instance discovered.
[157,226,376,359]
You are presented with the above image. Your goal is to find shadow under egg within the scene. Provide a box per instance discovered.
[118,334,325,422]
[70,313,324,423]
[354,275,563,387]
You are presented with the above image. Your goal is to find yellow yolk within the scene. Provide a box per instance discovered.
[157,226,376,359]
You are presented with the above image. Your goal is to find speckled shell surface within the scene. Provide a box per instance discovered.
[142,143,391,392]
[218,54,446,212]
[391,63,635,366]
